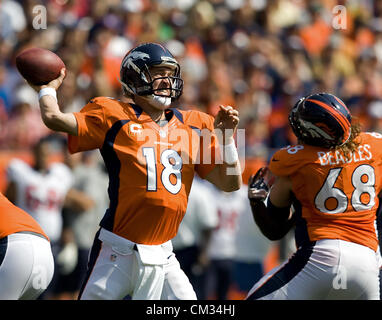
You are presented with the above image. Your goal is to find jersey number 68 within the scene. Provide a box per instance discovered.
[314,164,376,214]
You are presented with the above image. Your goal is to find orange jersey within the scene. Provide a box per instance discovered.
[68,97,220,245]
[269,132,382,251]
[0,192,48,240]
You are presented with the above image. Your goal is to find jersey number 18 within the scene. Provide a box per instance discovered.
[143,147,183,194]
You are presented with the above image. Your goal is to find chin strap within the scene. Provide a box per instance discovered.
[151,95,172,107]
[141,95,172,109]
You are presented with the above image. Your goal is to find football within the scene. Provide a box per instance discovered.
[15,47,65,85]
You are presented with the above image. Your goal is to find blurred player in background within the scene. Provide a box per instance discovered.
[58,149,108,299]
[6,137,73,249]
[0,191,54,299]
[5,136,93,299]
[205,166,272,300]
[28,42,242,300]
[204,184,240,300]
[247,93,381,300]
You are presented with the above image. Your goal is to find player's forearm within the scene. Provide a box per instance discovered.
[39,96,78,135]
[64,189,95,213]
[204,162,241,192]
[218,136,242,191]
[218,162,242,192]
[249,198,294,241]
[205,136,242,191]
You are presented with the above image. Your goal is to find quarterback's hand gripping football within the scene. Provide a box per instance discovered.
[248,167,274,203]
[28,68,66,92]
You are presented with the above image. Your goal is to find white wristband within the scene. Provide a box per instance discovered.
[220,142,239,165]
[38,87,57,102]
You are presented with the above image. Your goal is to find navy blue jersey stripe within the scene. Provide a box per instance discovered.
[0,236,8,267]
[171,108,184,123]
[99,120,130,232]
[78,229,102,299]
[189,125,201,136]
[246,241,315,300]
[130,103,143,119]
[292,198,311,248]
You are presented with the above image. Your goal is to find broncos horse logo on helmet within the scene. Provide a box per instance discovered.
[289,93,352,149]
[120,42,183,100]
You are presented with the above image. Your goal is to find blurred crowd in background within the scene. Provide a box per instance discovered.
[2,0,382,153]
[1,0,382,299]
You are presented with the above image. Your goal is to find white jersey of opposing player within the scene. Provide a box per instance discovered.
[7,159,73,242]
[207,186,243,260]
[233,186,272,263]
[207,185,272,261]
[172,176,218,251]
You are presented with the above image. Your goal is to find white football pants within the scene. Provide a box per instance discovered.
[79,228,197,300]
[0,232,54,300]
[246,239,380,300]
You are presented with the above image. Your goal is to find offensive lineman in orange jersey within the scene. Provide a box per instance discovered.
[247,93,381,300]
[28,42,242,300]
[0,192,54,299]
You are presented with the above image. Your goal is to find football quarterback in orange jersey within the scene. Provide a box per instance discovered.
[247,93,381,300]
[28,42,242,300]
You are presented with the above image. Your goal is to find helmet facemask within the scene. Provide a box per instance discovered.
[147,63,183,100]
[137,63,183,109]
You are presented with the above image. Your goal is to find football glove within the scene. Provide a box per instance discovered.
[248,167,274,203]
